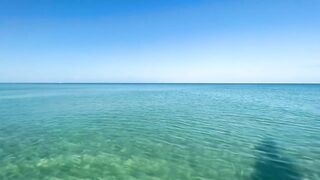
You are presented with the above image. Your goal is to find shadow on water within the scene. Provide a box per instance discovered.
[251,139,301,180]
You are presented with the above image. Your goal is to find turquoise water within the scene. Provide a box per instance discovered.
[0,84,319,180]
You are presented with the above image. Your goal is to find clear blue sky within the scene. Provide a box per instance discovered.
[1,0,319,83]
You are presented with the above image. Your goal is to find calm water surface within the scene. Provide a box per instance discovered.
[0,84,319,179]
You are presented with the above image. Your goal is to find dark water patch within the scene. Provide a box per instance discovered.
[252,139,301,180]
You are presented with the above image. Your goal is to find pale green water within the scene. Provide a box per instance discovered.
[0,84,319,180]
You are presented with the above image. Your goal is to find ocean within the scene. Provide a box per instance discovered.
[0,83,319,179]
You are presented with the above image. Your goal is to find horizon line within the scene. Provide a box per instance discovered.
[0,82,319,84]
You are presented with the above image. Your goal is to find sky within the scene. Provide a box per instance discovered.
[0,0,319,83]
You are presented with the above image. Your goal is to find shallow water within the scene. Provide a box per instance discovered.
[0,84,319,179]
